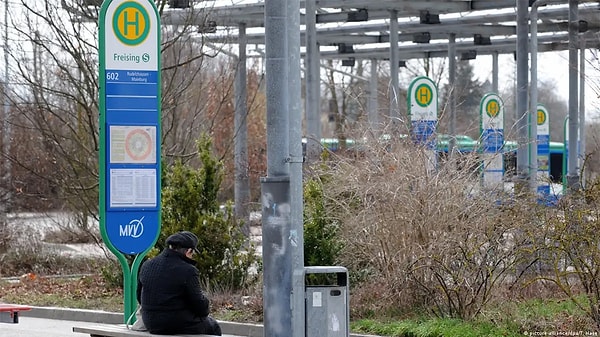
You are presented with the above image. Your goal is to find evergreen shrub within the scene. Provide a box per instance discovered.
[160,135,259,290]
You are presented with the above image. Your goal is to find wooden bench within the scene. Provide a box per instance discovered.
[0,303,32,323]
[73,323,245,337]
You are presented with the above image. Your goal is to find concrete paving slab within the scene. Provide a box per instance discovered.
[0,316,84,337]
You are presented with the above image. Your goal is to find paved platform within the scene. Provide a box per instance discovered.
[1,316,85,337]
[3,315,260,337]
[12,308,263,337]
[4,306,377,337]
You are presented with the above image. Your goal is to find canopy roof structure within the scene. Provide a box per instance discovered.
[150,0,599,196]
[156,0,600,60]
[70,0,598,188]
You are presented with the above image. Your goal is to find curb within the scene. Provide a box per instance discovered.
[24,306,123,324]
[23,306,379,337]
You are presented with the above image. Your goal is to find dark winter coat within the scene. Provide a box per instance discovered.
[137,249,221,335]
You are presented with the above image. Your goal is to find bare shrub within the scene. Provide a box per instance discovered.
[525,179,600,330]
[508,277,566,302]
[349,276,407,319]
[0,244,111,277]
[41,213,100,244]
[311,134,536,319]
[209,282,264,323]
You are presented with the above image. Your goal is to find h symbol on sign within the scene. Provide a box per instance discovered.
[418,87,429,102]
[489,102,499,115]
[123,10,140,36]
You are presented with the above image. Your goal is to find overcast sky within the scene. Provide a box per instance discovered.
[472,50,600,121]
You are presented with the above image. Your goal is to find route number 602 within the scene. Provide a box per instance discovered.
[106,72,119,81]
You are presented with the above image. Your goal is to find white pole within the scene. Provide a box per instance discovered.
[2,0,11,216]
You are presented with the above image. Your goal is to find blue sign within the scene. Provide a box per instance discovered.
[482,129,504,153]
[411,120,437,149]
[105,211,159,255]
[100,0,161,255]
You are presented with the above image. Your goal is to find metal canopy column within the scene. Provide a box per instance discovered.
[1,0,10,216]
[369,59,379,131]
[262,1,292,336]
[566,0,580,191]
[448,33,457,157]
[287,1,304,337]
[234,23,250,230]
[389,10,400,128]
[264,2,290,177]
[515,0,530,194]
[492,52,498,93]
[529,1,546,194]
[579,37,586,185]
[305,0,321,162]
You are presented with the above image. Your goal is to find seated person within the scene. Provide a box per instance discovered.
[137,231,222,335]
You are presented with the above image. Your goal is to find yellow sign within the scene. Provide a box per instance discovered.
[415,84,433,107]
[113,2,150,46]
[486,99,500,118]
[537,109,547,125]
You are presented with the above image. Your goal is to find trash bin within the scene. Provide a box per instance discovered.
[305,266,349,337]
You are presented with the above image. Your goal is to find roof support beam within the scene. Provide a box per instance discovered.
[389,9,400,125]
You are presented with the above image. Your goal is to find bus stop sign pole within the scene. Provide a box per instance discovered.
[98,0,162,321]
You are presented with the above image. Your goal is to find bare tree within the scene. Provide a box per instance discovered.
[7,1,100,218]
[2,1,266,233]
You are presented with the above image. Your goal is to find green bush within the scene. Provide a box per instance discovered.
[303,178,343,266]
[303,177,344,284]
[160,135,258,290]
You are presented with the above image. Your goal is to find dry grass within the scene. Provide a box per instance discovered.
[0,271,264,323]
[0,274,123,312]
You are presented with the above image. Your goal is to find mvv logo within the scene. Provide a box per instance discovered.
[120,216,144,238]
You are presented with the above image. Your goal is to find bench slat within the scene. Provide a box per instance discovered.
[0,304,32,312]
[73,323,243,337]
[0,304,31,323]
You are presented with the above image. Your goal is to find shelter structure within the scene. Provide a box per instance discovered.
[70,1,600,337]
[70,1,600,181]
[163,2,599,337]
[153,0,600,188]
